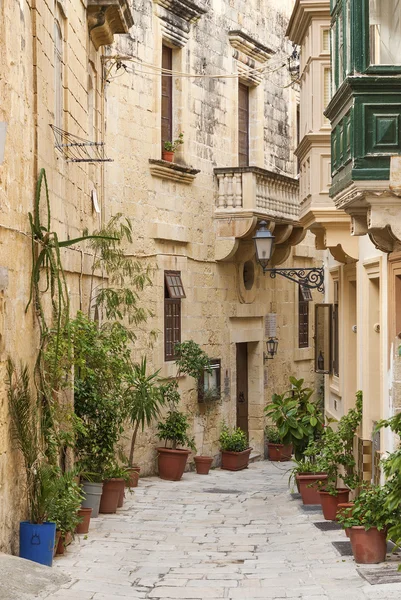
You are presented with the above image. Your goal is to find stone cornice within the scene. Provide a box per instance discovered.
[286,0,330,44]
[295,132,331,159]
[149,159,200,183]
[87,0,134,50]
[153,0,208,47]
[228,31,274,63]
[228,31,274,85]
[154,0,208,23]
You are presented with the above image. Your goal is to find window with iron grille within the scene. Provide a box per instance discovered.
[161,45,173,153]
[332,301,339,376]
[238,83,249,167]
[164,271,185,361]
[298,286,309,348]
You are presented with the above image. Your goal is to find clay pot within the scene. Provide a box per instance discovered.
[162,150,174,162]
[297,473,328,505]
[157,447,190,481]
[99,478,125,514]
[336,502,354,522]
[56,531,72,556]
[221,448,252,471]
[194,456,213,475]
[118,485,125,508]
[267,443,292,462]
[126,466,140,488]
[54,530,61,557]
[319,489,350,520]
[349,526,387,564]
[76,507,92,534]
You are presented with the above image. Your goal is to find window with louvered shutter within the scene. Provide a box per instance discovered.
[238,83,249,167]
[164,271,185,361]
[161,46,173,153]
[322,29,330,52]
[298,286,309,348]
[323,67,331,124]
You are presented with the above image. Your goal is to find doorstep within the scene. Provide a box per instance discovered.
[249,452,262,463]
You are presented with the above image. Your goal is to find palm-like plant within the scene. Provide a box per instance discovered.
[6,359,59,523]
[125,357,165,467]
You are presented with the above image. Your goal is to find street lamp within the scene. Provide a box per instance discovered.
[264,337,279,360]
[253,220,324,292]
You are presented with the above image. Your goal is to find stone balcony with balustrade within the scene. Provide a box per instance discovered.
[213,166,304,263]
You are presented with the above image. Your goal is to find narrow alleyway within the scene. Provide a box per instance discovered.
[40,462,401,600]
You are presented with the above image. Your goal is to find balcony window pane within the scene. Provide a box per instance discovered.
[369,0,401,65]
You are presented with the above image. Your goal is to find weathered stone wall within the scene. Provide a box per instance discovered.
[105,0,323,475]
[0,0,104,553]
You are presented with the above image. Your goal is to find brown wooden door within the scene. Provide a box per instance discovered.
[236,342,248,438]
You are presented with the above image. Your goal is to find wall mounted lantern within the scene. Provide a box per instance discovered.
[264,337,279,360]
[253,220,324,292]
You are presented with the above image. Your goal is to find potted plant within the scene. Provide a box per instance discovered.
[219,424,251,471]
[194,376,221,475]
[99,463,129,514]
[48,471,84,555]
[265,425,292,462]
[124,357,165,486]
[162,132,184,162]
[289,455,328,504]
[7,360,58,566]
[157,341,211,481]
[315,391,363,519]
[264,377,323,461]
[71,312,131,515]
[337,484,399,564]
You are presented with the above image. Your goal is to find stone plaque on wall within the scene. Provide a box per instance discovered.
[265,313,277,338]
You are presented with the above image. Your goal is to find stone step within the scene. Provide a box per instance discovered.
[249,451,262,463]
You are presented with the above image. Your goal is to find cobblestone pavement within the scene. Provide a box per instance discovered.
[38,461,401,600]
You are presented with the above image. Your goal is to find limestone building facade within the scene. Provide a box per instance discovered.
[0,0,322,552]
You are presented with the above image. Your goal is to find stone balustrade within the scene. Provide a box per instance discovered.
[214,166,300,223]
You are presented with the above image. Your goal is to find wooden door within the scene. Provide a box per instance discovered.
[236,342,248,438]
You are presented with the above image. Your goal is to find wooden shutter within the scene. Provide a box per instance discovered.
[238,83,249,167]
[164,299,181,361]
[164,270,184,361]
[161,45,173,151]
[298,286,309,348]
[314,303,332,373]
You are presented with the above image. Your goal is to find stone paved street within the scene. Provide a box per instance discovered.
[38,461,401,600]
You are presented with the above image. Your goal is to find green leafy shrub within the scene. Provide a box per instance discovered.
[265,425,283,444]
[47,471,84,535]
[219,424,248,452]
[264,376,323,460]
[337,483,400,532]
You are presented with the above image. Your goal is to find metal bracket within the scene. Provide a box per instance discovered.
[262,267,324,293]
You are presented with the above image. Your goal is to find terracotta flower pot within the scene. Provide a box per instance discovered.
[56,531,72,556]
[76,507,92,534]
[157,447,190,481]
[126,466,140,488]
[162,150,174,162]
[118,485,125,508]
[194,456,213,475]
[267,443,292,462]
[319,489,350,520]
[336,501,354,522]
[297,473,328,505]
[349,526,387,564]
[99,478,125,514]
[54,530,61,557]
[221,448,252,471]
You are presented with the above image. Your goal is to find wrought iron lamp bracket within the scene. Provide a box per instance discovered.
[262,267,325,293]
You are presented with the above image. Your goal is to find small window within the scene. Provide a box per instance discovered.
[164,271,184,361]
[298,286,309,348]
[300,285,313,301]
[315,303,332,373]
[238,83,249,167]
[322,29,330,52]
[161,45,173,152]
[243,261,254,290]
[198,359,221,402]
[165,271,186,298]
[333,281,339,376]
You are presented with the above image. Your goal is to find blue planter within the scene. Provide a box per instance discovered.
[19,521,56,567]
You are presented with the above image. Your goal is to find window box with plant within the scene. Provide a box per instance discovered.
[162,132,184,162]
[157,341,211,481]
[219,424,251,471]
[265,425,292,462]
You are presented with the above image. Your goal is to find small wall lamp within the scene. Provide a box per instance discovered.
[253,220,324,293]
[264,337,279,360]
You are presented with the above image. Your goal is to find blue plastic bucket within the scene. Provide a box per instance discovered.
[19,521,56,567]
